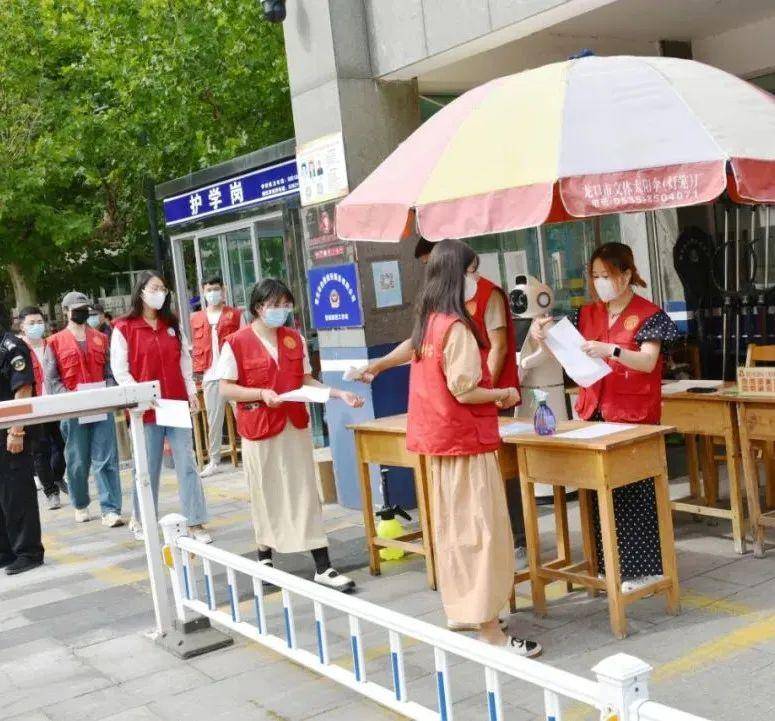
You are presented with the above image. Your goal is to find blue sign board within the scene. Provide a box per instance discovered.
[162,159,299,226]
[308,263,363,329]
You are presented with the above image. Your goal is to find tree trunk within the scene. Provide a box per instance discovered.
[6,262,37,310]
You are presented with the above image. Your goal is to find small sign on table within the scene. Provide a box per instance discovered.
[737,366,775,395]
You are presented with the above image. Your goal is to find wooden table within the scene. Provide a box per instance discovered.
[660,386,747,554]
[349,415,520,593]
[349,415,436,589]
[502,421,680,639]
[735,393,775,557]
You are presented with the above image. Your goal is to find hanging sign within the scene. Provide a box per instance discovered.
[162,159,299,226]
[308,263,363,329]
[297,133,349,206]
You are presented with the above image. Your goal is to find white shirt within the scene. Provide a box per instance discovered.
[110,325,197,397]
[202,306,246,383]
[216,334,312,381]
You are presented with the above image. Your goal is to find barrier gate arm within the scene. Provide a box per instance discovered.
[0,382,174,638]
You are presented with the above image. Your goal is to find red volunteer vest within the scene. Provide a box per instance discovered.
[467,276,521,396]
[190,306,242,373]
[575,294,663,424]
[114,316,190,423]
[229,325,310,441]
[48,328,107,391]
[406,313,501,456]
[24,339,45,396]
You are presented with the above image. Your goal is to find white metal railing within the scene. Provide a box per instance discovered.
[159,515,714,721]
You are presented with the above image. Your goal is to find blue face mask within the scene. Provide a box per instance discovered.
[25,322,45,340]
[87,315,101,328]
[261,307,291,328]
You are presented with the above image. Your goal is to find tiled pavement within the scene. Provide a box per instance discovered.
[2,463,775,721]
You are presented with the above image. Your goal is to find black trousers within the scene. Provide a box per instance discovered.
[500,411,526,547]
[0,432,44,563]
[31,422,66,497]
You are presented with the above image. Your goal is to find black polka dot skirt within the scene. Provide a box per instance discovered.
[589,412,663,580]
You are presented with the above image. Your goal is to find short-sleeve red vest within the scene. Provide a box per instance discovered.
[190,306,241,373]
[575,293,663,424]
[228,325,310,441]
[467,276,520,397]
[47,328,107,391]
[114,316,190,423]
[406,313,501,456]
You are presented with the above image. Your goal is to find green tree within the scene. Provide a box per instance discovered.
[0,0,293,309]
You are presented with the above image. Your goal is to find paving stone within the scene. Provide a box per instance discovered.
[187,643,285,681]
[100,707,163,721]
[76,635,186,683]
[42,685,144,721]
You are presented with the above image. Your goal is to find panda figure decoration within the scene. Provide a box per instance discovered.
[508,275,568,423]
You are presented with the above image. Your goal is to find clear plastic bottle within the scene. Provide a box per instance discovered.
[532,389,557,436]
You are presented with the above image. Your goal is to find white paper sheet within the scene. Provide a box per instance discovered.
[343,365,368,382]
[544,317,612,388]
[154,399,193,429]
[661,379,724,395]
[555,423,635,439]
[77,381,108,424]
[278,385,332,404]
[499,422,535,438]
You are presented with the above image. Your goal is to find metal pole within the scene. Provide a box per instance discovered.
[735,207,741,369]
[145,177,164,272]
[766,206,771,288]
[722,209,729,379]
[129,409,173,637]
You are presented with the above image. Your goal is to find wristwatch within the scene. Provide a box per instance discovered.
[610,345,622,359]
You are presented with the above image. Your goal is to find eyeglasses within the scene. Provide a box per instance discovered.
[145,285,167,293]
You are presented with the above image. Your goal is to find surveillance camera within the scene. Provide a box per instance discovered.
[261,0,286,22]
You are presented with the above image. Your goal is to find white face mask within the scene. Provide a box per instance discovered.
[464,273,478,302]
[593,277,620,303]
[142,289,167,310]
[204,290,222,307]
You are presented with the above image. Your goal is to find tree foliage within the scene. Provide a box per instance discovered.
[0,0,294,307]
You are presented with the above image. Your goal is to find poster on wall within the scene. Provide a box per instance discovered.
[297,133,349,207]
[308,263,363,329]
[372,260,403,309]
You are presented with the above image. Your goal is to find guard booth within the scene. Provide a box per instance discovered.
[155,139,327,448]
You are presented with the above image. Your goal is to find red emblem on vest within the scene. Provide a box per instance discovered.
[623,315,639,331]
[282,335,297,350]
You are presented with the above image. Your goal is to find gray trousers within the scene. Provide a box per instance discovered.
[203,379,227,464]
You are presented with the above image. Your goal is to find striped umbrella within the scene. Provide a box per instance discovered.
[336,55,775,243]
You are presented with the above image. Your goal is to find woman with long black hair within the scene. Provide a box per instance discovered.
[111,271,211,543]
[406,239,540,656]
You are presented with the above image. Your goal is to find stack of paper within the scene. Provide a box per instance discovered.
[661,379,724,395]
[555,423,635,439]
[544,318,612,388]
[278,385,331,404]
[499,422,535,438]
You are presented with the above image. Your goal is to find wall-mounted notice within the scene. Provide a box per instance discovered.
[297,133,349,206]
[372,260,403,309]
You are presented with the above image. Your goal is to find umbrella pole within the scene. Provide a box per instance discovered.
[735,207,741,370]
[722,208,729,380]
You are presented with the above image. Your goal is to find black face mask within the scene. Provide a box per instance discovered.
[70,308,90,325]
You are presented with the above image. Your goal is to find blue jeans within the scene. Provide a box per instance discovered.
[133,424,208,527]
[61,416,122,514]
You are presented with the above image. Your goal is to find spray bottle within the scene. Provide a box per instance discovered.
[533,389,557,436]
[375,468,411,561]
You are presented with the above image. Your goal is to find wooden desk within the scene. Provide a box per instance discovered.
[193,388,240,470]
[349,415,436,590]
[735,393,775,557]
[660,386,746,554]
[349,415,520,593]
[502,421,680,639]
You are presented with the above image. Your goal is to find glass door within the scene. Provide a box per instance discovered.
[224,228,257,310]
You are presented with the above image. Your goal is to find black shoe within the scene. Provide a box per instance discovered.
[0,554,15,569]
[5,557,43,576]
[57,479,69,495]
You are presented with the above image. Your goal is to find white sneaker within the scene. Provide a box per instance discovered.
[34,476,43,492]
[515,546,528,571]
[190,525,213,544]
[74,508,90,523]
[314,568,355,592]
[199,461,221,478]
[622,575,664,594]
[101,512,125,528]
[129,518,144,541]
[47,493,61,511]
[505,637,542,658]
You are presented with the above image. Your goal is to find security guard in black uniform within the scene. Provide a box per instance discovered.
[0,305,44,575]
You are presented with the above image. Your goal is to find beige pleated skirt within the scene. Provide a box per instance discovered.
[429,451,515,625]
[242,424,328,553]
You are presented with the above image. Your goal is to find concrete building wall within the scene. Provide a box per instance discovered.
[693,14,775,79]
